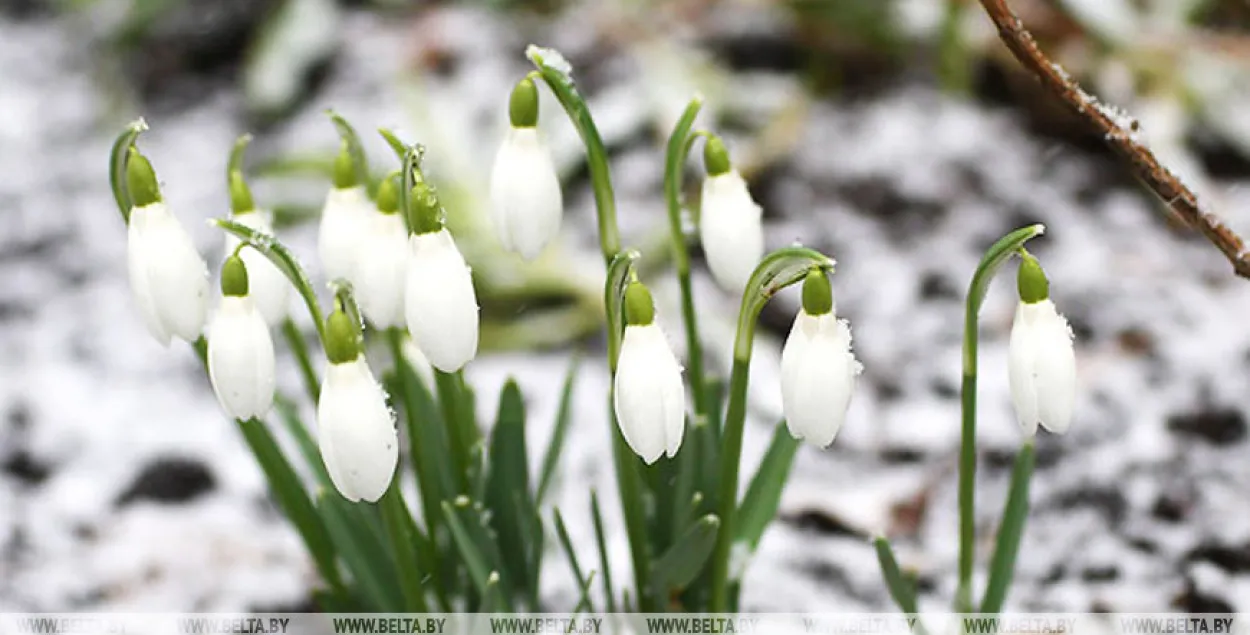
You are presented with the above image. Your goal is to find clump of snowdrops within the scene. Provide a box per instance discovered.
[109,46,1076,615]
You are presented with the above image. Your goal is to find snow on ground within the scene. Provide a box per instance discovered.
[3,3,1250,613]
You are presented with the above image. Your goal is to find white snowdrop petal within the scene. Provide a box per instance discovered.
[1009,299,1076,436]
[127,203,209,345]
[405,230,479,372]
[207,297,275,419]
[780,311,859,448]
[127,209,171,345]
[318,358,399,503]
[613,324,687,464]
[700,170,764,294]
[318,186,370,283]
[356,212,409,329]
[489,128,563,260]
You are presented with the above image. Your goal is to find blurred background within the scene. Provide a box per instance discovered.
[4,0,1250,613]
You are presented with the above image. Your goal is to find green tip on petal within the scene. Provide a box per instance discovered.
[1017,250,1050,304]
[324,309,362,364]
[509,77,539,128]
[801,268,833,315]
[332,142,358,189]
[221,255,249,297]
[703,134,732,177]
[409,181,442,235]
[376,172,400,214]
[126,147,162,208]
[228,171,256,215]
[623,281,655,326]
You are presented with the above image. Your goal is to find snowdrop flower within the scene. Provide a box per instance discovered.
[224,172,290,326]
[318,309,398,503]
[405,182,479,372]
[780,269,861,448]
[1008,252,1076,436]
[207,255,275,420]
[613,280,685,464]
[699,135,763,295]
[489,77,563,260]
[355,174,408,329]
[318,143,371,284]
[125,147,210,346]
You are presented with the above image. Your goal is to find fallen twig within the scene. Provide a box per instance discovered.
[976,0,1250,279]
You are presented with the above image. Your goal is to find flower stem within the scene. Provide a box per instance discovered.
[956,224,1046,612]
[708,358,750,611]
[434,369,470,493]
[664,97,709,418]
[282,318,320,402]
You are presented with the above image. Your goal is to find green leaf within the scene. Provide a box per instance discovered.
[271,393,327,484]
[379,484,428,612]
[317,491,401,611]
[243,0,339,118]
[874,536,920,615]
[234,418,344,600]
[980,441,1037,615]
[485,379,534,594]
[441,498,512,609]
[227,133,253,180]
[527,45,620,263]
[537,354,580,503]
[109,118,148,222]
[553,508,595,613]
[590,491,616,613]
[213,219,326,346]
[649,514,720,600]
[735,424,801,550]
[480,572,506,612]
[435,370,472,493]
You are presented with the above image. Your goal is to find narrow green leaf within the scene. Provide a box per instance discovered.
[513,490,544,609]
[980,441,1037,614]
[379,483,428,612]
[650,514,720,600]
[735,424,801,550]
[537,354,580,503]
[214,219,326,346]
[108,118,149,221]
[485,379,533,593]
[435,370,471,493]
[271,394,327,484]
[227,133,253,179]
[441,498,512,609]
[481,572,505,612]
[234,418,344,600]
[874,536,919,614]
[590,491,616,613]
[317,491,401,611]
[553,508,595,613]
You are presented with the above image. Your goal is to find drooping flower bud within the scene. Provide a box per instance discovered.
[125,147,210,346]
[355,174,408,329]
[613,281,686,464]
[207,256,276,420]
[489,77,563,260]
[780,269,861,448]
[1008,252,1075,436]
[224,171,291,325]
[318,309,398,503]
[699,135,764,295]
[318,142,370,283]
[404,224,479,372]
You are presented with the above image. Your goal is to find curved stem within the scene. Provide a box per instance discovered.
[956,223,1046,612]
[527,45,620,263]
[664,96,708,418]
[708,247,835,611]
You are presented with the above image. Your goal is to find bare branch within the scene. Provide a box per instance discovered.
[976,0,1250,279]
